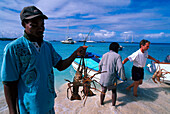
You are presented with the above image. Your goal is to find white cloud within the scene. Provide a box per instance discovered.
[123,31,133,34]
[100,30,108,33]
[121,31,134,37]
[94,30,116,38]
[165,33,170,37]
[88,0,131,6]
[0,0,170,43]
[144,32,165,38]
[120,31,135,41]
[36,0,68,11]
[78,33,83,37]
[78,33,90,39]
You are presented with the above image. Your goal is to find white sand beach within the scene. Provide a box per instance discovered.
[0,96,8,114]
[54,80,170,114]
[0,80,170,114]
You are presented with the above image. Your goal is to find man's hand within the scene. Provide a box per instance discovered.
[76,46,88,57]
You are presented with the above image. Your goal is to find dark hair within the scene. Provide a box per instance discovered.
[23,19,29,23]
[109,42,120,53]
[21,19,29,27]
[140,39,150,48]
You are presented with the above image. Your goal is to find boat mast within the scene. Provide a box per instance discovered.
[131,34,134,43]
[66,19,70,38]
[84,27,94,45]
[132,34,133,42]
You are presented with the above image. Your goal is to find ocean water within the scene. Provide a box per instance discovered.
[0,41,170,98]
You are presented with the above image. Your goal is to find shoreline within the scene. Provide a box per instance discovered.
[54,80,170,114]
[1,80,169,114]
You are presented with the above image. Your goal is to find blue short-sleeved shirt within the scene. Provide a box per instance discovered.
[1,36,62,113]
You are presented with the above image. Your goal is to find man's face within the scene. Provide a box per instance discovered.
[141,42,150,51]
[24,17,45,39]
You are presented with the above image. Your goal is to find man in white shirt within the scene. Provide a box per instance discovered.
[122,39,159,97]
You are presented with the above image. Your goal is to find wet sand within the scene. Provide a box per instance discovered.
[0,96,8,114]
[54,80,170,114]
[1,80,170,114]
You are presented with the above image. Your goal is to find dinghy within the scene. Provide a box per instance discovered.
[154,62,170,83]
[72,52,102,82]
[147,61,170,83]
[72,52,125,82]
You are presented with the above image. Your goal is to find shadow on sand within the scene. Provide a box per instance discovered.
[103,80,170,107]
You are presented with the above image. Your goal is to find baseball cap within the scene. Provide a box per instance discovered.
[20,6,48,21]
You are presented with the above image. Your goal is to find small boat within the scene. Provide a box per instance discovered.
[124,41,129,43]
[61,37,75,44]
[78,40,86,43]
[86,36,96,43]
[72,52,124,82]
[86,40,96,43]
[147,61,170,83]
[119,45,123,51]
[155,62,170,83]
[131,34,134,43]
[72,52,102,82]
[99,40,106,43]
[61,20,76,44]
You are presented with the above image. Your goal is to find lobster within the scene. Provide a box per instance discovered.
[64,56,106,106]
[152,64,170,83]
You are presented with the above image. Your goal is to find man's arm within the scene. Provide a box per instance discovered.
[148,55,160,63]
[3,81,18,114]
[55,46,87,71]
[122,58,129,64]
[116,56,126,81]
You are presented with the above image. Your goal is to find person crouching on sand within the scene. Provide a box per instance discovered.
[122,39,160,97]
[99,42,126,106]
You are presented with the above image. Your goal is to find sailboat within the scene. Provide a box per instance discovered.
[78,37,86,42]
[131,34,134,43]
[61,37,74,44]
[124,35,129,43]
[86,35,96,43]
[61,20,75,44]
[99,40,106,43]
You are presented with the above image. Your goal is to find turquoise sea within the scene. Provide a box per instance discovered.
[0,40,170,98]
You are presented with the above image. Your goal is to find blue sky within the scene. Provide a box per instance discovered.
[0,0,170,43]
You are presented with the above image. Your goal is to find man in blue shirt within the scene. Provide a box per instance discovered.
[1,6,87,114]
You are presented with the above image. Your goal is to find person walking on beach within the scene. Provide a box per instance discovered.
[99,42,126,106]
[122,39,160,97]
[1,6,87,114]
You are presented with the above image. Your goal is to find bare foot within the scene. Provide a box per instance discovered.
[112,106,117,110]
[133,94,138,97]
